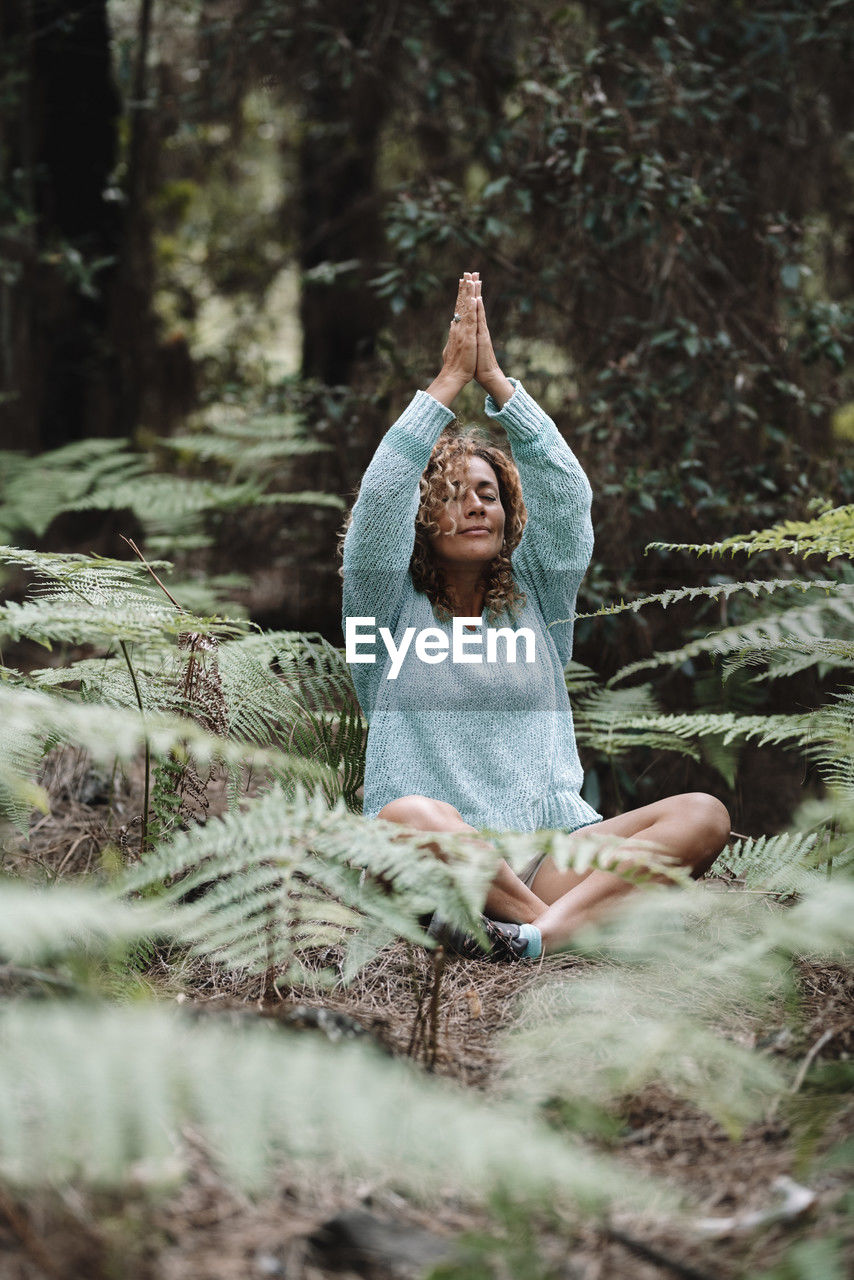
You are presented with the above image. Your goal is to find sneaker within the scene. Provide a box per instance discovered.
[425,913,529,962]
[424,912,481,960]
[480,917,529,962]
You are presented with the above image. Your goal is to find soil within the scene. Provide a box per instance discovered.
[0,749,852,1280]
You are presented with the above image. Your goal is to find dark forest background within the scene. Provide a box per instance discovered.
[1,0,853,827]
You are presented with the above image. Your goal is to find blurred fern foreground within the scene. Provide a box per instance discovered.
[2,0,854,1277]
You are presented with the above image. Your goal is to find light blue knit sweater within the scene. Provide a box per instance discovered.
[342,379,603,836]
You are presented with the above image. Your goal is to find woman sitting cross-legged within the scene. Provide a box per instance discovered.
[341,271,731,960]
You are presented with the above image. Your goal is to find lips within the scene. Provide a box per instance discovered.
[459,527,491,535]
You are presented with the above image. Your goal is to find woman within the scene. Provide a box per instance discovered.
[342,272,730,960]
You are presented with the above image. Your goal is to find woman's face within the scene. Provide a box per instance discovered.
[427,456,505,567]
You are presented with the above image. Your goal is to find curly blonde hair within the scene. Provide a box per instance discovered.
[410,427,527,623]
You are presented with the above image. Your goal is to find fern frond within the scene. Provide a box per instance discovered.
[500,974,785,1137]
[0,1003,658,1208]
[572,577,838,621]
[122,785,495,980]
[215,632,367,808]
[0,546,246,650]
[0,881,167,963]
[562,660,601,695]
[0,434,342,549]
[162,415,329,477]
[646,504,854,561]
[721,638,854,683]
[573,684,703,761]
[718,833,823,893]
[0,685,330,830]
[611,592,854,685]
[500,880,854,1137]
[0,722,50,832]
[610,711,809,749]
[0,441,147,542]
[808,688,854,799]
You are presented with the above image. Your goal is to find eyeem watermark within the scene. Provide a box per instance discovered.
[345,616,536,680]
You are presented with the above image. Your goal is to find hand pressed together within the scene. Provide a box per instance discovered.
[427,271,514,409]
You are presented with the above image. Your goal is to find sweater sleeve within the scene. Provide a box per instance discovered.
[484,379,593,667]
[342,390,455,631]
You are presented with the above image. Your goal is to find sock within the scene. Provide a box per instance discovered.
[518,923,543,959]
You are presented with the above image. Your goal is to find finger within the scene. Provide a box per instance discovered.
[476,297,491,342]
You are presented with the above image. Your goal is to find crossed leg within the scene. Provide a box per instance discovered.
[528,793,730,951]
[376,792,731,954]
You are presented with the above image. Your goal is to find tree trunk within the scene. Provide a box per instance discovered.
[295,5,390,386]
[0,0,134,452]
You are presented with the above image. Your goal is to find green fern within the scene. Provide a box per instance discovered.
[500,880,854,1137]
[0,880,168,964]
[718,832,824,893]
[0,1001,657,1206]
[573,684,703,761]
[610,592,854,686]
[573,577,839,621]
[121,784,494,980]
[0,721,50,833]
[0,429,343,551]
[216,630,367,808]
[162,412,330,478]
[809,688,854,802]
[647,503,854,561]
[0,684,330,831]
[0,440,147,543]
[0,545,246,652]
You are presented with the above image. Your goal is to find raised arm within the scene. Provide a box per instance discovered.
[475,291,594,665]
[342,274,479,630]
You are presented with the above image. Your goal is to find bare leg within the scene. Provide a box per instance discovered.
[531,793,731,953]
[376,795,547,923]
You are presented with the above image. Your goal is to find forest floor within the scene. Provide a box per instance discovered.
[0,750,852,1280]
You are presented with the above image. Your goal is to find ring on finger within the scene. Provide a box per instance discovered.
[452,313,461,324]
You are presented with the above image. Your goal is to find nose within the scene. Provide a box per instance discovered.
[465,488,486,517]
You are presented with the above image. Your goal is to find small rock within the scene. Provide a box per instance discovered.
[308,1207,457,1277]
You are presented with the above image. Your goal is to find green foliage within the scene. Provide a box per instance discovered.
[0,415,342,553]
[755,1237,849,1280]
[0,999,652,1205]
[122,783,493,982]
[500,881,854,1139]
[574,577,842,622]
[214,629,368,810]
[372,0,854,594]
[0,545,244,651]
[648,504,854,563]
[718,832,826,893]
[610,589,854,687]
[0,880,168,966]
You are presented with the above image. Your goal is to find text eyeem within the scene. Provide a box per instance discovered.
[345,616,536,680]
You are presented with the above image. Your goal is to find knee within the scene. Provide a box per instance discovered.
[687,792,731,845]
[376,794,468,832]
[678,792,731,872]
